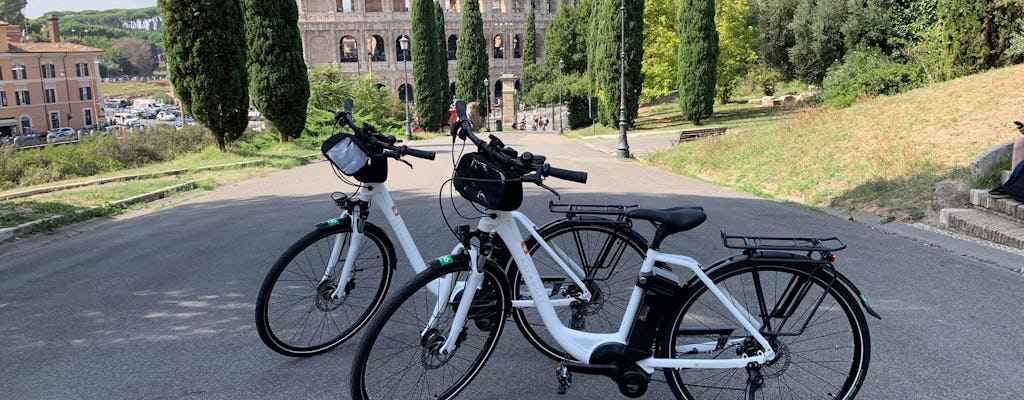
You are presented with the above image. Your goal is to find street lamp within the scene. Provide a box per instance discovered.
[399,35,412,141]
[558,58,564,135]
[483,77,490,132]
[616,0,631,158]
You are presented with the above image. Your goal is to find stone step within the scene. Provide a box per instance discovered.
[940,208,1024,249]
[1003,169,1011,184]
[970,189,1024,222]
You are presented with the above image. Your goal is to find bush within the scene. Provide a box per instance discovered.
[822,49,924,108]
[96,125,211,167]
[0,138,123,188]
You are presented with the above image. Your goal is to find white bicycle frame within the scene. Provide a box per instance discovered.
[434,210,778,371]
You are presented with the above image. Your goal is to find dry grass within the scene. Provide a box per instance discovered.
[648,64,1024,221]
[101,79,173,99]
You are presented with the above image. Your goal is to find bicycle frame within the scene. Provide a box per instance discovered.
[436,210,778,371]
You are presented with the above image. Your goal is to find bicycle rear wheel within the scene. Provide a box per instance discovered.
[509,220,647,360]
[657,262,870,400]
[350,259,510,400]
[255,222,395,357]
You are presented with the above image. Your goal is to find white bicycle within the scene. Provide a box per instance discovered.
[255,101,647,357]
[349,102,879,399]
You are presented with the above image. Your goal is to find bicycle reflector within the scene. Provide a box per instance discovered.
[826,253,837,262]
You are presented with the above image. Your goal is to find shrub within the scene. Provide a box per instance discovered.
[0,138,124,187]
[822,49,924,108]
[96,125,211,168]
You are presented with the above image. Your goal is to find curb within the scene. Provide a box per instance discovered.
[0,180,202,243]
[0,160,264,201]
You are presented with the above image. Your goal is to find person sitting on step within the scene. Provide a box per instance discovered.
[988,121,1024,199]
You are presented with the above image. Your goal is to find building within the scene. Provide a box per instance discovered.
[0,15,103,138]
[296,0,563,104]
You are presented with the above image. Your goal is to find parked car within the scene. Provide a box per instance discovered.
[47,127,77,142]
[113,113,141,127]
[157,111,178,121]
[14,133,44,148]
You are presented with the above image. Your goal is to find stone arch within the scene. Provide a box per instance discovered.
[340,36,359,63]
[310,35,332,64]
[513,34,522,58]
[493,80,503,100]
[514,79,521,91]
[369,35,386,61]
[395,35,412,62]
[447,35,458,60]
[398,83,414,102]
[492,34,504,59]
[375,83,387,92]
[447,0,460,12]
[19,115,31,134]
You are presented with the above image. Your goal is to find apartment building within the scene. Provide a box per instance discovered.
[296,0,564,102]
[0,15,103,138]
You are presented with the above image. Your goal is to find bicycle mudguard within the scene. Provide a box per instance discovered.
[315,217,351,230]
[696,251,881,320]
[429,252,471,270]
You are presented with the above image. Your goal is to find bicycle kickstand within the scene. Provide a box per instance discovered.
[556,361,573,395]
[744,362,763,400]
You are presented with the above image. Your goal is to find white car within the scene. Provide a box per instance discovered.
[47,127,77,142]
[157,111,178,121]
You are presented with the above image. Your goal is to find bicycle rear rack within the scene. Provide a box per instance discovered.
[720,232,846,253]
[548,200,638,222]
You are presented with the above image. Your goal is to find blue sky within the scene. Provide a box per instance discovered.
[26,0,157,19]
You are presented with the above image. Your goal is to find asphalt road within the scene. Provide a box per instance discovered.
[2,133,1022,399]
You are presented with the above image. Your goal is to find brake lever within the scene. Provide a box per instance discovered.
[523,174,561,199]
[395,157,413,169]
[538,181,561,199]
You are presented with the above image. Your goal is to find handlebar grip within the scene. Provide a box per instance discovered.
[545,166,588,184]
[403,146,436,160]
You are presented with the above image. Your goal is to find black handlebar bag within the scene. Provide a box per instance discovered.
[453,152,523,211]
[321,133,388,183]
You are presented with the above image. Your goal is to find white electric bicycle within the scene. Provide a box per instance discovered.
[254,101,648,357]
[349,102,879,399]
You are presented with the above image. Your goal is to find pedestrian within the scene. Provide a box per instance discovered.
[543,116,550,131]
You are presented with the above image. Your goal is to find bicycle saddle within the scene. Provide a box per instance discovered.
[627,206,706,249]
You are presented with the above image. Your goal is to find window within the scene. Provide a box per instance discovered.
[393,0,409,12]
[15,91,30,105]
[20,116,30,132]
[12,65,26,80]
[369,35,386,62]
[0,91,7,107]
[76,63,90,77]
[44,88,57,104]
[83,109,94,127]
[79,87,92,101]
[340,36,359,63]
[336,0,353,12]
[49,112,60,130]
[493,35,504,59]
[42,64,56,78]
[447,35,458,60]
[513,35,522,58]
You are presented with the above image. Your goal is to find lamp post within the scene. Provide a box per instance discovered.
[616,0,630,159]
[484,77,490,132]
[558,58,564,135]
[399,36,412,141]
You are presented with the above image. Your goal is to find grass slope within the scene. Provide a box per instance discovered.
[648,64,1024,221]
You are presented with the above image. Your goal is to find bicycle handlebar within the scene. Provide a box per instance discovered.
[328,99,436,161]
[451,100,587,184]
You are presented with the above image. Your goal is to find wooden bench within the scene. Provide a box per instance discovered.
[670,127,727,145]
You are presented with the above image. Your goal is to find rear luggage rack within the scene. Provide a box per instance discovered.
[721,232,846,252]
[548,200,638,220]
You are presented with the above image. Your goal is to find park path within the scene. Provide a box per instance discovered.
[1,133,1021,399]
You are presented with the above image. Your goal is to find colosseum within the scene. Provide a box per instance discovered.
[296,0,565,105]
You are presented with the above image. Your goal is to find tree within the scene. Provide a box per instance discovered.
[522,3,538,95]
[434,2,452,108]
[589,0,645,127]
[788,0,847,84]
[456,0,489,116]
[307,65,353,112]
[411,0,447,131]
[751,0,798,79]
[543,2,594,129]
[242,0,309,143]
[159,0,249,150]
[0,0,26,27]
[843,0,891,50]
[715,0,756,104]
[678,0,719,124]
[641,0,680,104]
[111,37,156,75]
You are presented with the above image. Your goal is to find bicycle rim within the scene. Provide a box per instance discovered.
[660,263,869,400]
[351,261,509,400]
[256,224,393,356]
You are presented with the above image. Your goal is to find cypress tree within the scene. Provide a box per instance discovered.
[938,0,989,77]
[522,3,537,95]
[589,0,644,128]
[411,0,446,130]
[242,0,309,143]
[159,0,249,150]
[677,0,720,124]
[434,2,452,107]
[456,0,489,116]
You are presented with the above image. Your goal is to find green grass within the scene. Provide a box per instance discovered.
[567,102,799,138]
[647,64,1024,222]
[101,80,173,99]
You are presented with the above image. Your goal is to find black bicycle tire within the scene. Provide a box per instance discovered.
[255,221,395,357]
[657,262,871,400]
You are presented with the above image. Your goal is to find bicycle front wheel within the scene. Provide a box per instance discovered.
[350,259,510,400]
[509,220,647,360]
[255,222,395,357]
[657,262,870,400]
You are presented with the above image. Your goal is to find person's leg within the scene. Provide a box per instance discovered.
[1013,134,1024,170]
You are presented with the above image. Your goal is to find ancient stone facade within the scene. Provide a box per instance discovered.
[296,0,563,102]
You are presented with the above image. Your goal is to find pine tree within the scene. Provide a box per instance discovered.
[411,0,446,130]
[677,0,719,124]
[456,0,489,116]
[589,0,644,127]
[159,0,250,150]
[242,0,309,143]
